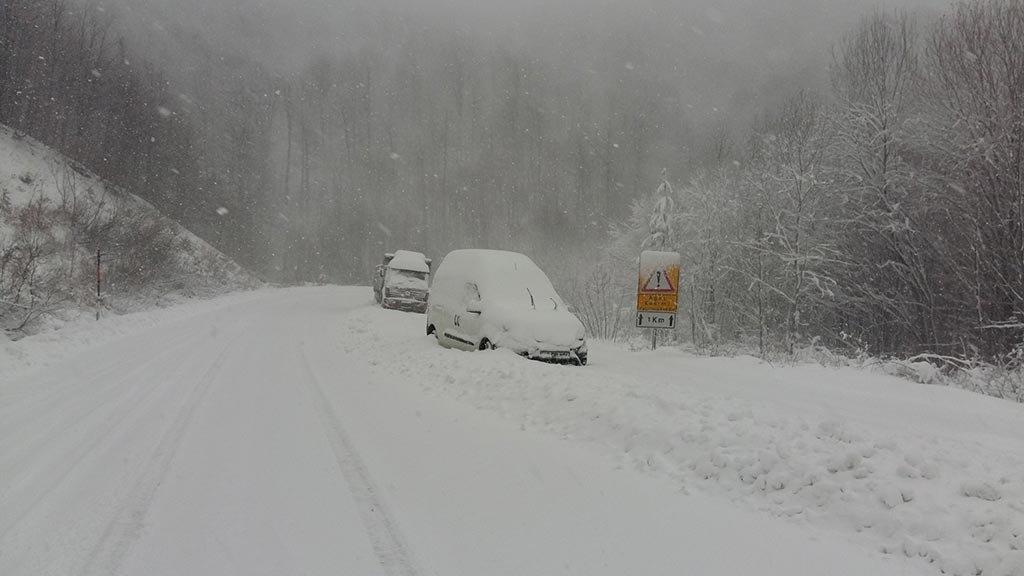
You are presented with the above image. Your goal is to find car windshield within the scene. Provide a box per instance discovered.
[389,269,428,290]
[480,261,563,310]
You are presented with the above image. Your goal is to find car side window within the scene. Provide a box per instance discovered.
[464,282,480,304]
[430,274,452,307]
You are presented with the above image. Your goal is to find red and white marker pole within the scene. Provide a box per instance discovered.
[96,247,101,321]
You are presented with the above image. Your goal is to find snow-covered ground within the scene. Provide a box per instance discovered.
[0,289,273,380]
[1,286,1021,575]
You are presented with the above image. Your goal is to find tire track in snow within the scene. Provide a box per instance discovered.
[79,327,247,576]
[0,332,201,544]
[0,330,197,480]
[0,327,196,434]
[299,344,421,576]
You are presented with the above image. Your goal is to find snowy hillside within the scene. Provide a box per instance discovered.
[0,124,258,336]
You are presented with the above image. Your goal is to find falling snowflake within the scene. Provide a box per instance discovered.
[216,207,230,216]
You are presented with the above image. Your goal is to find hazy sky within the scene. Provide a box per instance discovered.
[97,0,950,125]
[103,0,949,67]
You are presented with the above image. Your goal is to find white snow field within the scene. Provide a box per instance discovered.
[1,286,1021,576]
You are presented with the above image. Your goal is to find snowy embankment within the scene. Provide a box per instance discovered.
[342,305,1024,576]
[0,124,257,336]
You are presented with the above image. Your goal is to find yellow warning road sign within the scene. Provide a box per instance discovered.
[637,293,678,312]
[641,269,676,292]
[636,251,681,319]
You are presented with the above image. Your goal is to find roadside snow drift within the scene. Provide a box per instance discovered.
[344,303,1024,576]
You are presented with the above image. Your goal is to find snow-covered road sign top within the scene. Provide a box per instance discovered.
[637,251,680,314]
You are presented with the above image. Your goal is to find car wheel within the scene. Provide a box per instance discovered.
[576,353,588,366]
[427,324,436,336]
[479,338,495,351]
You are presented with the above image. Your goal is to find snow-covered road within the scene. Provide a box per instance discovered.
[1,287,1019,575]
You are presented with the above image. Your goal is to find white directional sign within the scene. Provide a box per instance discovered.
[636,311,677,329]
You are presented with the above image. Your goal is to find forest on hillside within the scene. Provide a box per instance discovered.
[0,0,199,220]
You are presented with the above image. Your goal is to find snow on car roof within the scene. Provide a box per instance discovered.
[441,249,563,307]
[388,250,431,273]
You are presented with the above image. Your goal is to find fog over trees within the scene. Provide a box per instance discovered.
[4,0,1023,365]
[83,0,945,278]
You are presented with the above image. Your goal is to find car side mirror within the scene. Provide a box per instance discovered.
[466,300,483,314]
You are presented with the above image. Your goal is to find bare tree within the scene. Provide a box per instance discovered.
[746,92,838,354]
[924,0,1024,358]
[829,10,940,354]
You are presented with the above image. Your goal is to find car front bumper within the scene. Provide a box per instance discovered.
[520,344,588,366]
[382,297,428,313]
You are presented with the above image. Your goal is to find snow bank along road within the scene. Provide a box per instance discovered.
[1,287,1020,576]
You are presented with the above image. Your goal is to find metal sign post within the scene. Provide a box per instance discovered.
[93,247,118,320]
[96,248,101,320]
[636,251,681,350]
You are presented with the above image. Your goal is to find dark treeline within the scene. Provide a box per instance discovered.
[172,24,692,283]
[4,0,694,281]
[604,0,1023,361]
[0,0,210,229]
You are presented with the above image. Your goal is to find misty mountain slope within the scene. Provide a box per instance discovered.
[86,0,952,287]
[0,123,258,336]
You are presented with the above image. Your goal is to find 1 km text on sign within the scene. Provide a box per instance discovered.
[636,250,681,328]
[637,311,676,329]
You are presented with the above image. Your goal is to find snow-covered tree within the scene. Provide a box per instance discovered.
[644,169,676,250]
[921,0,1024,357]
[746,92,838,354]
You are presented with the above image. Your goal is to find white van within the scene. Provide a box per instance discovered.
[426,249,587,365]
[375,250,432,313]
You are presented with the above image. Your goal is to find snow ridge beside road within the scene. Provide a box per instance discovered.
[342,305,1024,576]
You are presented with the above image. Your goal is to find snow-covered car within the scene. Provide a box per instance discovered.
[426,249,587,365]
[376,250,432,313]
